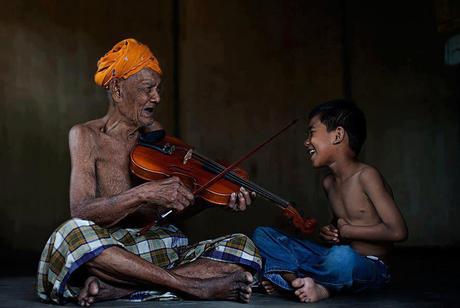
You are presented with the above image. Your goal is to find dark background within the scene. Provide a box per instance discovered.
[1,0,459,270]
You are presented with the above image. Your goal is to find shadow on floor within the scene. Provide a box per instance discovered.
[0,247,458,307]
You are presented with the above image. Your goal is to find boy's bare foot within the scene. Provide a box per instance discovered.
[261,279,278,295]
[77,276,133,306]
[291,277,330,303]
[184,271,254,303]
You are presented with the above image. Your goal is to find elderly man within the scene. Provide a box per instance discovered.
[37,39,261,306]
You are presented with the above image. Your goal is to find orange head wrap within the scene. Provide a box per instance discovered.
[94,38,162,87]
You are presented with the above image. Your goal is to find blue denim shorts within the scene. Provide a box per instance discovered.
[253,226,390,292]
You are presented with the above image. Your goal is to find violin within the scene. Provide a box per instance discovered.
[130,125,317,235]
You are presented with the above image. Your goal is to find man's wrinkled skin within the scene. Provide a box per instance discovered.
[69,68,255,306]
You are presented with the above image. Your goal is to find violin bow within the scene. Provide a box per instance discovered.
[137,118,299,236]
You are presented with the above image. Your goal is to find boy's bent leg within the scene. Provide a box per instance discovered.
[299,245,388,293]
[297,245,355,292]
[252,227,326,291]
[348,255,390,292]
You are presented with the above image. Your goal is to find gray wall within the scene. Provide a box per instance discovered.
[178,0,344,241]
[0,0,177,256]
[348,1,460,246]
[1,0,459,259]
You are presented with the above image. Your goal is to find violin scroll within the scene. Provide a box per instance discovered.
[283,205,317,234]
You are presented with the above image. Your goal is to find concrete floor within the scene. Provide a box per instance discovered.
[0,248,458,307]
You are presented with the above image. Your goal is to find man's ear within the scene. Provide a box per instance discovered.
[108,78,123,103]
[333,127,345,144]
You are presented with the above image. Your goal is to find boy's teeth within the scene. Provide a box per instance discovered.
[309,149,315,155]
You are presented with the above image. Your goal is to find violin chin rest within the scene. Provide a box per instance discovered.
[140,129,166,144]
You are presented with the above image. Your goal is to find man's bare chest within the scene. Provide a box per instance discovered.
[94,137,137,195]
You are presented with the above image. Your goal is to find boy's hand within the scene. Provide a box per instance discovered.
[337,217,350,230]
[336,218,351,240]
[320,224,340,243]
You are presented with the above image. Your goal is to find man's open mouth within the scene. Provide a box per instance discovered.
[143,106,155,116]
[308,148,316,157]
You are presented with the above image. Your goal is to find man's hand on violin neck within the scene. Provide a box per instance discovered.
[137,177,195,211]
[228,187,256,211]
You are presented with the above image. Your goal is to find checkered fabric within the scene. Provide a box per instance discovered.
[36,218,261,304]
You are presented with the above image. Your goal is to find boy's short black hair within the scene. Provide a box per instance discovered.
[309,99,367,155]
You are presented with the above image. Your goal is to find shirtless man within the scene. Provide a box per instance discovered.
[252,99,407,303]
[37,39,261,306]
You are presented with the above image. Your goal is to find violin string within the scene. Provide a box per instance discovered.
[191,153,310,224]
[190,152,290,207]
[226,172,289,206]
[190,152,273,198]
[192,153,285,204]
[188,152,273,200]
[189,152,256,190]
[175,150,308,224]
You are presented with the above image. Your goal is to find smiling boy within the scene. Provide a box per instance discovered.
[253,99,407,303]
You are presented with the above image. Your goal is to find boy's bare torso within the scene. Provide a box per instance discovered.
[324,163,393,260]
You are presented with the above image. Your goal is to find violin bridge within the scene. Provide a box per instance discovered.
[183,149,193,165]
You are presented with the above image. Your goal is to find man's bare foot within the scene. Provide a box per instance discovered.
[183,271,254,303]
[171,259,243,279]
[77,276,133,306]
[291,277,330,303]
[261,279,279,295]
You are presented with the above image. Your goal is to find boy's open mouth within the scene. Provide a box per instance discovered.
[308,148,316,157]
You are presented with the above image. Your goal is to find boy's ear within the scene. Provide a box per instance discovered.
[332,127,345,144]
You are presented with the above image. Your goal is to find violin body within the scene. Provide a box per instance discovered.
[130,135,248,206]
[131,131,317,235]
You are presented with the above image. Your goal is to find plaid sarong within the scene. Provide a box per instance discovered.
[37,218,261,304]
